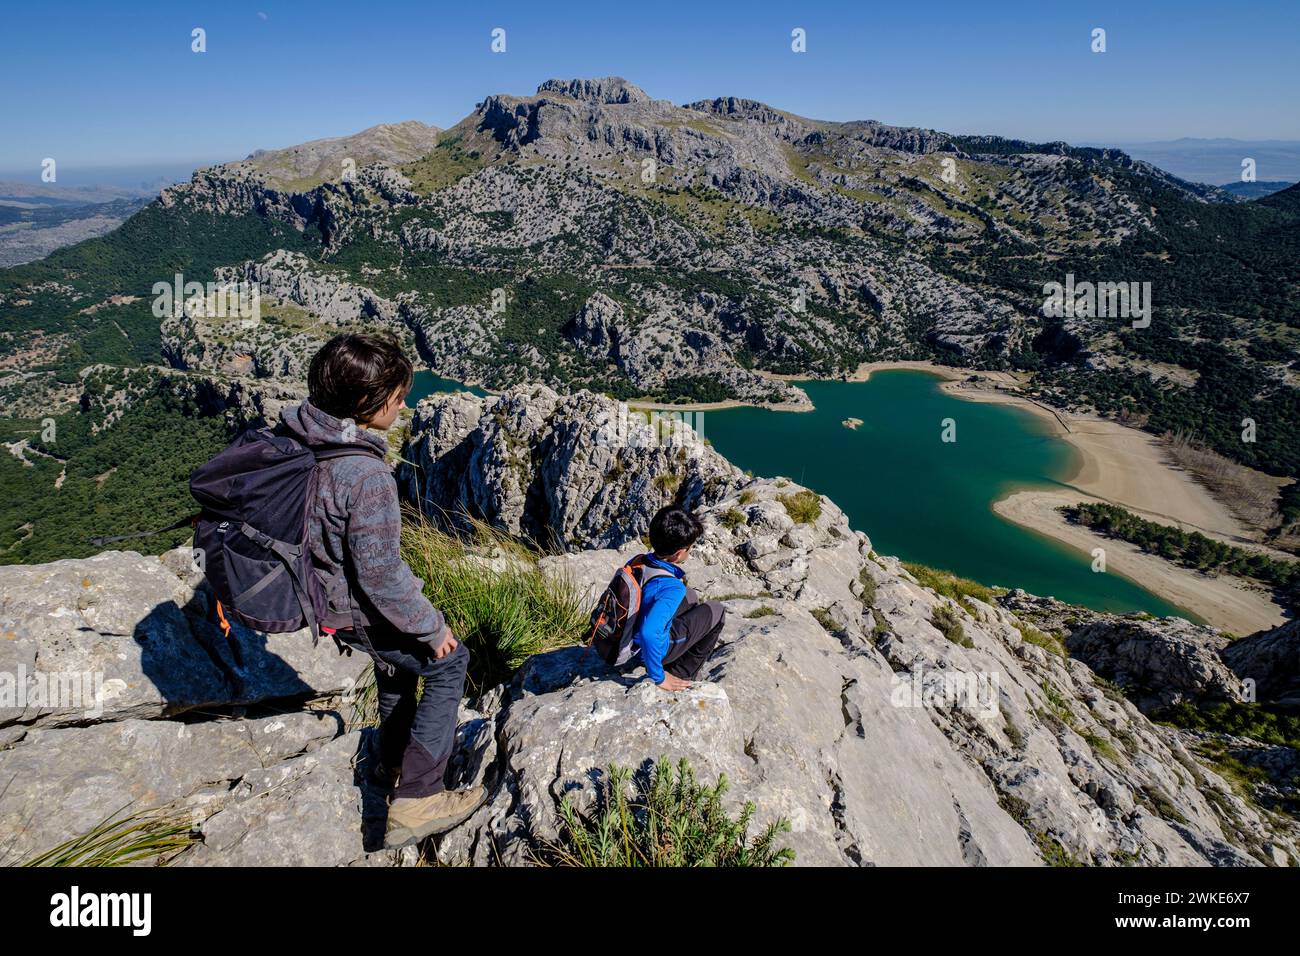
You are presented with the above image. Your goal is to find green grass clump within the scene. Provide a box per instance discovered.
[931,604,971,647]
[738,489,756,505]
[779,489,822,524]
[545,757,793,867]
[744,605,776,619]
[1016,622,1066,658]
[1156,701,1300,749]
[903,562,994,606]
[997,794,1081,867]
[718,508,746,530]
[1082,732,1119,762]
[401,513,589,691]
[858,567,878,607]
[22,807,196,867]
[1191,740,1272,796]
[653,472,682,494]
[810,607,840,633]
[870,608,890,640]
[1040,680,1077,727]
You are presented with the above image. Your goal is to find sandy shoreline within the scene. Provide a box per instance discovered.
[763,360,1287,632]
[933,370,1287,633]
[994,490,1286,634]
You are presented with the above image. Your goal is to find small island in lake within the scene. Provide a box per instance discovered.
[842,417,864,430]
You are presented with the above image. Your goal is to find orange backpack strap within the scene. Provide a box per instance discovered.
[214,599,232,638]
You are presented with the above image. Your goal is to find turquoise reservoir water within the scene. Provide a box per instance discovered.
[406,367,1186,618]
[702,371,1185,617]
[407,372,488,402]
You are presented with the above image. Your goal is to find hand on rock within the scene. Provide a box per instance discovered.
[657,673,691,692]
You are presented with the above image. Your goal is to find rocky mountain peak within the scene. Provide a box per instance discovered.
[684,95,791,125]
[536,76,651,104]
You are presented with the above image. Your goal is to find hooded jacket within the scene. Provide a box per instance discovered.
[279,399,450,649]
[630,552,688,684]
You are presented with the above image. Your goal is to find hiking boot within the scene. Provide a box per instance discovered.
[384,786,488,849]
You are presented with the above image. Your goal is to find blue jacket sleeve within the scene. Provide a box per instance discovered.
[637,577,685,684]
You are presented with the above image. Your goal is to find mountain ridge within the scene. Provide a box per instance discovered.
[3,75,1299,565]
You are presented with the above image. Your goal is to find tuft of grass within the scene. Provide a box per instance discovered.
[22,807,196,867]
[738,489,756,506]
[779,489,822,524]
[1082,732,1119,762]
[858,567,878,607]
[543,757,794,867]
[1191,740,1272,795]
[1004,716,1027,749]
[1016,622,1066,658]
[870,608,890,640]
[718,508,746,530]
[811,607,839,633]
[931,604,972,647]
[903,562,994,607]
[1040,680,1077,727]
[654,472,682,495]
[401,513,589,691]
[1156,701,1300,750]
[347,664,379,729]
[744,605,777,619]
[997,794,1081,867]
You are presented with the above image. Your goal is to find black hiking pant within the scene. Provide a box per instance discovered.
[340,627,469,799]
[662,595,727,680]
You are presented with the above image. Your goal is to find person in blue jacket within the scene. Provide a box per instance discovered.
[633,505,727,692]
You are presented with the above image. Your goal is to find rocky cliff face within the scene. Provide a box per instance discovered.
[398,383,743,550]
[5,387,1291,867]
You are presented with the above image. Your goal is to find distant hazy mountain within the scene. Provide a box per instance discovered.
[1084,138,1300,188]
[0,182,155,267]
[0,165,217,266]
[1218,180,1295,200]
[0,161,214,193]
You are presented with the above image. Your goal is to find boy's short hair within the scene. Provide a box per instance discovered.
[308,333,413,423]
[649,505,704,556]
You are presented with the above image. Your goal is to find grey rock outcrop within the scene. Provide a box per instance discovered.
[399,384,744,550]
[538,77,651,105]
[430,471,1295,866]
[0,548,367,733]
[1066,617,1242,712]
[0,711,347,864]
[1222,620,1300,710]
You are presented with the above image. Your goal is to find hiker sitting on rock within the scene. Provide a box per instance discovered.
[588,505,726,691]
[284,333,486,848]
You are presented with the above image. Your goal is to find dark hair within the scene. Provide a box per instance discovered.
[649,505,704,556]
[308,333,413,423]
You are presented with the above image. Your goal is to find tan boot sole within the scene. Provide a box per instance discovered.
[384,791,488,850]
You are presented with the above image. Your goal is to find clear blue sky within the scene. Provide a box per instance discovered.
[1,0,1297,171]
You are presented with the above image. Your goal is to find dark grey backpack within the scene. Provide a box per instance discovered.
[189,424,383,644]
